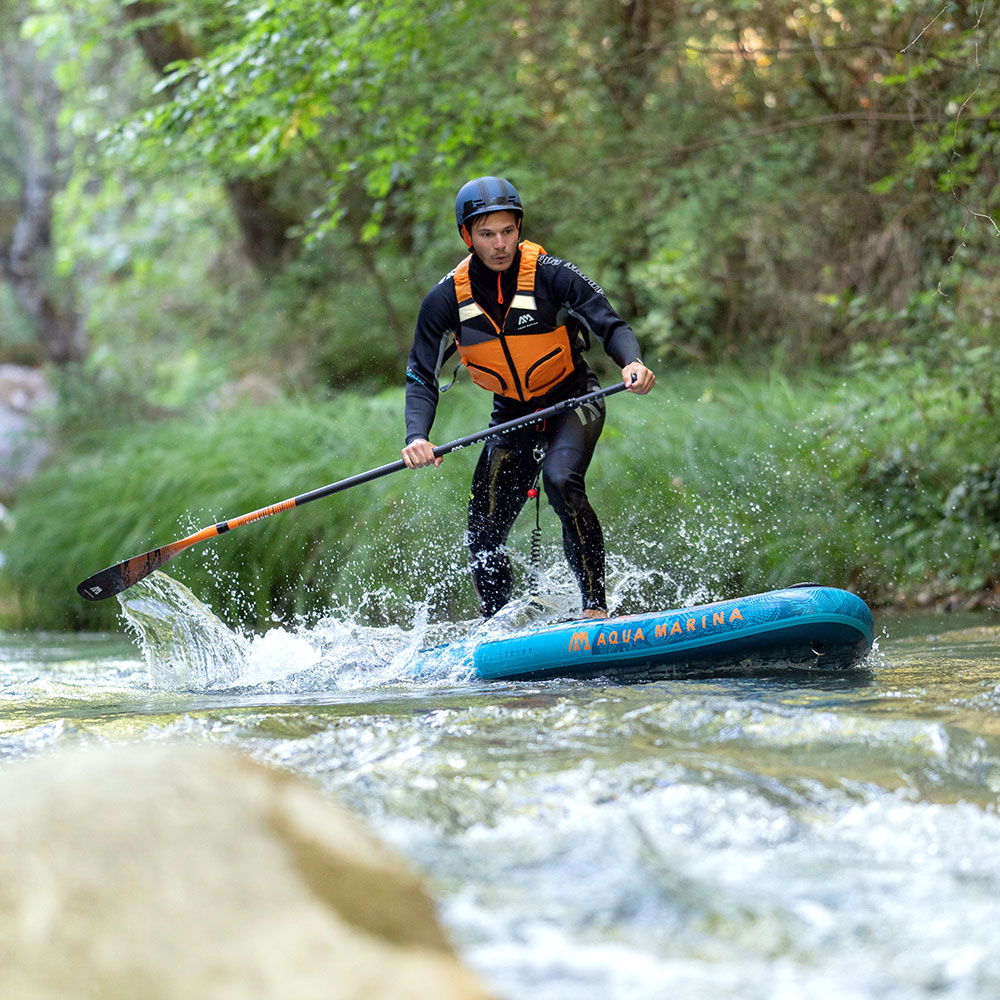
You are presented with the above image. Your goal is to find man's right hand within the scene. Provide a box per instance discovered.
[401,438,442,469]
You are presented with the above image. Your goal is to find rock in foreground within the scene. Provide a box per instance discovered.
[0,743,492,1000]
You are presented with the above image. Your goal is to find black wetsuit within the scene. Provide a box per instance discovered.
[405,245,642,617]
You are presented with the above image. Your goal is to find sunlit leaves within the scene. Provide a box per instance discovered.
[104,0,524,242]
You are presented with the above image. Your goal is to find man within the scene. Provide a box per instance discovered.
[402,176,655,619]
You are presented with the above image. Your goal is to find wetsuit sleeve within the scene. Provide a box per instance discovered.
[541,256,644,368]
[404,282,458,444]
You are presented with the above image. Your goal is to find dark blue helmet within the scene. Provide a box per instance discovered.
[454,176,523,237]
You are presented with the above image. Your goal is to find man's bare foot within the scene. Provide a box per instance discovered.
[581,608,607,620]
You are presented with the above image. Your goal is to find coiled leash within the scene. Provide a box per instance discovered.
[527,440,546,596]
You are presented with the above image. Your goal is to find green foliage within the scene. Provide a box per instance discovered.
[105,0,525,243]
[818,318,1000,596]
[0,285,42,365]
[4,0,1000,626]
[4,367,997,631]
[1,390,457,629]
[10,0,1000,382]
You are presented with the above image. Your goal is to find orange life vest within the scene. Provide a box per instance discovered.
[452,240,576,401]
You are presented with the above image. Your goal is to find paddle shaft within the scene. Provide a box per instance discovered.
[77,379,630,601]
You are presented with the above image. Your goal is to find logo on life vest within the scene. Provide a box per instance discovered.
[517,313,536,327]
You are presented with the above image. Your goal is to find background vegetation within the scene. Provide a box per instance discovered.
[1,0,997,629]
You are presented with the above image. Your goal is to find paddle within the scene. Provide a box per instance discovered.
[76,378,632,601]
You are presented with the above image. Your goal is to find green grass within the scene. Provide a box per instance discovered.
[2,368,995,630]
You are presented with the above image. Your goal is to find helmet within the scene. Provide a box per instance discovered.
[454,176,523,240]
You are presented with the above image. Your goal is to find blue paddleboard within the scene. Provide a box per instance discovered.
[474,585,874,682]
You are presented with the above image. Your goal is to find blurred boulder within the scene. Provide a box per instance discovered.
[0,364,55,495]
[0,743,492,1000]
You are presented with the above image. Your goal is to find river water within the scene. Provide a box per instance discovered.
[2,571,999,999]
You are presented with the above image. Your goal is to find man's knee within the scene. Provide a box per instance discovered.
[542,466,587,514]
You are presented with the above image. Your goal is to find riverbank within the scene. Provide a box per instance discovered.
[903,585,1000,614]
[1,366,996,631]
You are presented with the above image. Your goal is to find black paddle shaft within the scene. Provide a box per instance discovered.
[76,378,632,601]
[292,378,630,507]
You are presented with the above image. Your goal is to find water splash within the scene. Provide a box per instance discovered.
[119,572,250,690]
[117,565,644,694]
[116,555,866,695]
[117,571,494,693]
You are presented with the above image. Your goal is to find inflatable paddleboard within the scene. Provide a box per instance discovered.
[474,585,874,682]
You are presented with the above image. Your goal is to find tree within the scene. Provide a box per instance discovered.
[122,0,301,274]
[512,0,999,362]
[0,10,86,365]
[8,0,997,385]
[107,0,524,249]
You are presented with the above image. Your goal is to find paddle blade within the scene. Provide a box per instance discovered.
[77,543,185,601]
[76,565,123,601]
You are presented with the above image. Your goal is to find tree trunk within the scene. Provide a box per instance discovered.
[0,30,87,365]
[123,1,299,274]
